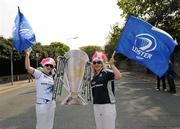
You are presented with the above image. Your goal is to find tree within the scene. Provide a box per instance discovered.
[80,45,103,61]
[0,36,71,75]
[104,23,126,67]
[0,37,12,59]
[49,42,70,59]
[104,23,123,59]
[117,0,179,44]
[31,41,70,64]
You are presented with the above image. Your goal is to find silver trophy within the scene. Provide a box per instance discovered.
[53,50,91,105]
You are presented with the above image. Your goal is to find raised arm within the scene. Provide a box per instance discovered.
[24,48,34,74]
[109,57,121,80]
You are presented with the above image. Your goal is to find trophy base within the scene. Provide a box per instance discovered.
[65,96,82,105]
[61,93,87,105]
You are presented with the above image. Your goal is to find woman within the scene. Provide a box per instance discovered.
[24,48,56,129]
[91,52,121,129]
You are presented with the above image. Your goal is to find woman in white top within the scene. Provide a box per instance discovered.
[24,48,56,129]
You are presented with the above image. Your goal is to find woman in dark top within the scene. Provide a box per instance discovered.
[91,52,121,129]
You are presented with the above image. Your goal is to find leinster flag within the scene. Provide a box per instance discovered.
[13,7,36,52]
[115,15,177,77]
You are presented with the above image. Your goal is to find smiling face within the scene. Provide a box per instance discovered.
[40,57,56,75]
[43,64,53,75]
[92,60,103,74]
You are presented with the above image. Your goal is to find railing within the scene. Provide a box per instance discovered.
[0,74,29,84]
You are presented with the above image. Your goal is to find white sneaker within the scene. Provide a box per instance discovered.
[156,88,160,91]
[163,89,168,91]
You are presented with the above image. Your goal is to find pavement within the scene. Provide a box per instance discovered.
[0,80,34,94]
[0,71,180,129]
[0,70,179,94]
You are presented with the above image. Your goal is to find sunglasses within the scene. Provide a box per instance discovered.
[45,64,53,68]
[93,61,102,65]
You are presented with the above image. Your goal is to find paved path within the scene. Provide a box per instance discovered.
[116,72,180,129]
[0,71,180,129]
[0,80,33,94]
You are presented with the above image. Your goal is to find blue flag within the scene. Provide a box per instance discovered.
[115,15,177,77]
[13,7,36,52]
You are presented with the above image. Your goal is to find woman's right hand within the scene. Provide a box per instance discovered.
[24,47,34,74]
[109,57,115,66]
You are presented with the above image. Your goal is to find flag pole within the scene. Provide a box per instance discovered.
[11,48,14,85]
[111,51,116,58]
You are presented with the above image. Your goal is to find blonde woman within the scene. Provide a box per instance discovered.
[91,52,121,129]
[24,48,56,129]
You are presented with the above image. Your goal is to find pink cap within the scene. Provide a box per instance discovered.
[92,51,107,62]
[40,57,56,67]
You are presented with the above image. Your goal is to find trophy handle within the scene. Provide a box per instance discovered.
[53,56,66,100]
[81,62,92,102]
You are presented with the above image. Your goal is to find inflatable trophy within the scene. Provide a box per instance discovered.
[53,50,92,105]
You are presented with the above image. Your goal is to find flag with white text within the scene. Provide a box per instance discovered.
[115,15,177,77]
[13,7,36,52]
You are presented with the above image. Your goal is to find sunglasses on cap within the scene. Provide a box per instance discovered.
[93,61,102,65]
[45,64,53,68]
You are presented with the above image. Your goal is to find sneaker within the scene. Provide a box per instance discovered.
[163,89,168,92]
[171,91,176,94]
[167,90,176,94]
[167,90,172,93]
[156,88,160,91]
